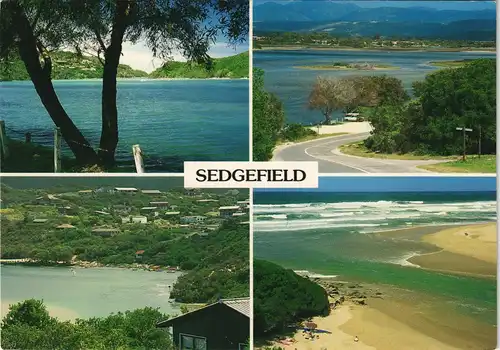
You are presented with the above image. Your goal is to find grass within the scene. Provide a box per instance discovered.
[428,60,473,68]
[277,132,347,146]
[339,142,453,160]
[418,155,496,173]
[294,63,399,71]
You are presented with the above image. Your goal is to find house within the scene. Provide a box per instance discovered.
[232,213,246,217]
[180,216,206,224]
[121,216,131,224]
[197,199,218,203]
[114,187,138,193]
[219,206,240,218]
[141,206,158,213]
[57,206,76,215]
[164,211,180,218]
[33,195,56,206]
[113,204,132,215]
[344,112,361,122]
[236,200,249,208]
[142,190,162,195]
[92,227,120,237]
[131,216,148,224]
[56,224,76,229]
[150,201,169,209]
[78,190,93,195]
[135,250,145,259]
[157,297,249,350]
[95,210,110,216]
[33,218,48,223]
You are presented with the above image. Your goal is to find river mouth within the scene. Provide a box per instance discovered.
[1,265,182,320]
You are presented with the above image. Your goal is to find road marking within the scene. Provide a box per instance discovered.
[304,146,370,173]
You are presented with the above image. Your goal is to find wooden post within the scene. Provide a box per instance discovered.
[132,144,144,173]
[478,125,481,159]
[462,127,466,162]
[25,132,32,143]
[54,127,61,172]
[0,120,9,158]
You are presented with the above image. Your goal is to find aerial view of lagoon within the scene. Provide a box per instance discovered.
[254,49,496,124]
[0,79,249,172]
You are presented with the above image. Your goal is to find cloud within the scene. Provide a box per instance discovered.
[120,41,248,73]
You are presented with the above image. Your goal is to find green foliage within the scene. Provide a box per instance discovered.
[0,51,148,81]
[253,68,285,161]
[253,260,329,335]
[281,124,316,142]
[365,59,496,155]
[149,52,249,79]
[1,299,173,350]
[170,220,249,303]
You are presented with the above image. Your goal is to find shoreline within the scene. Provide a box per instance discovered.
[1,77,249,83]
[265,279,495,350]
[406,222,496,277]
[254,46,496,53]
[0,258,183,273]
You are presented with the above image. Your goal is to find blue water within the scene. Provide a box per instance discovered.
[253,50,496,124]
[0,79,249,171]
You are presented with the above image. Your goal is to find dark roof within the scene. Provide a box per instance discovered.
[136,250,145,255]
[156,297,249,328]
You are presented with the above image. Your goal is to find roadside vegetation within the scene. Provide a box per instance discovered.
[418,155,496,173]
[253,68,331,161]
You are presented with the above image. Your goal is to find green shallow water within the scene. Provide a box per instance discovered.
[253,191,497,325]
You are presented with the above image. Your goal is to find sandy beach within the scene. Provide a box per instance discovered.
[407,223,496,276]
[265,294,495,350]
[1,300,79,321]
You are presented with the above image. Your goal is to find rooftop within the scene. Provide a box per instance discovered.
[115,187,138,191]
[156,297,250,328]
[92,227,120,232]
[142,190,162,194]
[219,206,240,210]
[56,224,75,229]
[141,207,157,210]
[164,212,180,215]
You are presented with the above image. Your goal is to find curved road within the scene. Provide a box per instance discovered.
[273,133,444,173]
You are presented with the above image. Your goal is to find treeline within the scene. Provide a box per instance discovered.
[254,260,330,335]
[0,51,249,81]
[150,52,249,79]
[0,51,148,81]
[254,32,496,49]
[364,59,495,155]
[253,68,317,161]
[1,299,173,350]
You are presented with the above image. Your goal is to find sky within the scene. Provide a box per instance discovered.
[255,177,497,192]
[120,41,247,73]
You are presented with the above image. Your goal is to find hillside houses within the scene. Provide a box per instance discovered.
[92,227,120,237]
[142,190,162,195]
[114,187,138,193]
[219,206,240,218]
[180,216,206,224]
[150,201,169,209]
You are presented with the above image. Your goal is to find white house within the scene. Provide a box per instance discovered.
[115,187,138,193]
[131,216,148,224]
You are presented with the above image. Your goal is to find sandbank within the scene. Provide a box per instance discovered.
[293,65,399,71]
[1,300,79,321]
[407,223,496,275]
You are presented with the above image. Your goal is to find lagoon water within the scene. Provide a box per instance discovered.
[253,191,497,325]
[1,265,181,320]
[0,79,249,171]
[253,50,496,124]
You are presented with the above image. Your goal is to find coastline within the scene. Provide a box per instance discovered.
[266,278,496,350]
[1,77,249,83]
[0,258,183,273]
[406,222,496,276]
[254,46,496,53]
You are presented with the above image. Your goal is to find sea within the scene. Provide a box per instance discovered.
[1,266,181,320]
[253,190,497,325]
[253,49,496,124]
[0,79,249,171]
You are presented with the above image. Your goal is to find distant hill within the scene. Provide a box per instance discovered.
[254,1,496,23]
[0,51,148,81]
[253,1,496,40]
[149,51,249,79]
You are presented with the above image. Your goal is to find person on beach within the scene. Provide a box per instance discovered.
[354,336,359,342]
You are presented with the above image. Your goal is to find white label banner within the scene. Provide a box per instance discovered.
[184,162,319,188]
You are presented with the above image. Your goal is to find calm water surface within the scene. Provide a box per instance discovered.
[1,265,181,319]
[254,50,496,124]
[0,79,249,171]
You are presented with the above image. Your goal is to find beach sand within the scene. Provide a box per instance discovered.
[408,223,496,276]
[267,295,495,350]
[1,300,79,321]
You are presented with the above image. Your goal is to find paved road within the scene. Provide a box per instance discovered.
[273,133,444,173]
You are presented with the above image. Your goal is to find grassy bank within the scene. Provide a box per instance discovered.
[429,59,476,68]
[418,156,496,173]
[294,63,400,71]
[340,142,495,173]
